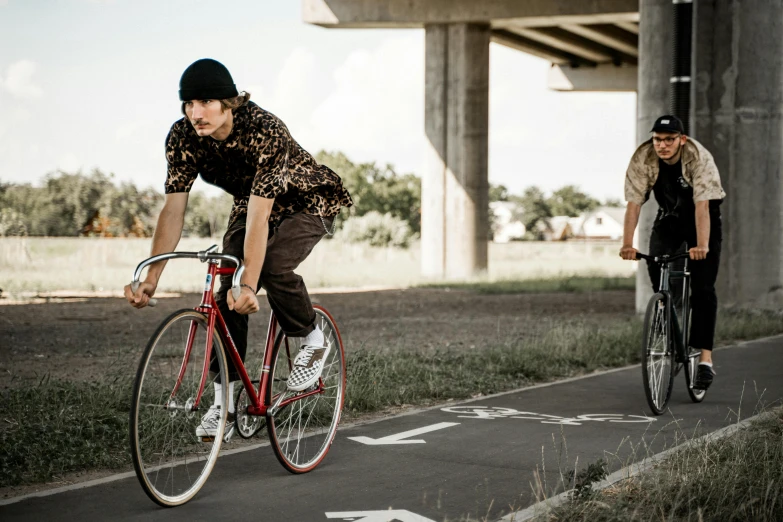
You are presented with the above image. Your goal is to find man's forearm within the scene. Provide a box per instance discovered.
[145,205,185,284]
[241,221,268,288]
[241,196,275,288]
[695,201,710,248]
[622,202,642,247]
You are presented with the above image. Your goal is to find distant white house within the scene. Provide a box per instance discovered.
[574,206,625,240]
[538,215,585,241]
[490,201,526,243]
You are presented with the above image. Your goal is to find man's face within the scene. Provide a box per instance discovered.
[184,99,230,138]
[652,131,686,161]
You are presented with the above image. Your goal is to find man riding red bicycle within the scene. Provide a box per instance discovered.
[123,58,352,436]
[619,115,725,391]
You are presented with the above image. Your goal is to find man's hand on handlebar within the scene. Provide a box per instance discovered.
[689,245,709,261]
[619,245,638,261]
[228,285,260,315]
[125,281,156,309]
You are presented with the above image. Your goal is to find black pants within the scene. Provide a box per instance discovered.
[211,212,331,380]
[646,211,722,350]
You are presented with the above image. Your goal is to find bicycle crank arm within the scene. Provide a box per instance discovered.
[141,402,194,412]
[223,423,235,443]
[267,391,290,417]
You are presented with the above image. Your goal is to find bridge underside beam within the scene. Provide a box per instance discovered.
[548,63,637,92]
[303,0,639,28]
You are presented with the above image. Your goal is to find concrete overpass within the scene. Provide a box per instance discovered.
[304,0,783,310]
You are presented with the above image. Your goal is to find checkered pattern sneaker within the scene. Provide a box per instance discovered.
[287,343,331,392]
[195,405,234,438]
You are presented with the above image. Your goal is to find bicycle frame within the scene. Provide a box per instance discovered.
[131,246,325,419]
[646,250,691,362]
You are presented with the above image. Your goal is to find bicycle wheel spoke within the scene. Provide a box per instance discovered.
[267,308,345,472]
[131,310,228,506]
[642,297,674,415]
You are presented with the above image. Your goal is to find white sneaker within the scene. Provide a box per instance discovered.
[287,343,331,392]
[195,405,234,438]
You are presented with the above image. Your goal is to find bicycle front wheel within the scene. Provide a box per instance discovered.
[642,293,675,415]
[130,309,230,507]
[266,306,346,473]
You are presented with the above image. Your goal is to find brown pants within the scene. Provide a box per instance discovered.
[213,212,331,380]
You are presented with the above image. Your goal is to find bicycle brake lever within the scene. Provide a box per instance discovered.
[131,281,158,307]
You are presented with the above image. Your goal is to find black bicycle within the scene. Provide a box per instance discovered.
[636,250,706,415]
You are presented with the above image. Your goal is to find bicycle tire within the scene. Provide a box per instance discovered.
[266,306,346,473]
[642,293,675,415]
[130,309,230,507]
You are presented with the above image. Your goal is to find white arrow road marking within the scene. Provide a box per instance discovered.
[347,422,460,445]
[325,510,436,521]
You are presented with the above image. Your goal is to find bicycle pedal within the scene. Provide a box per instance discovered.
[201,436,215,443]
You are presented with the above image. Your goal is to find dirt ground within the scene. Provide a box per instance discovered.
[0,288,635,389]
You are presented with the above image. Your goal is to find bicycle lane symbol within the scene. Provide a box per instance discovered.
[440,406,656,426]
[325,510,435,522]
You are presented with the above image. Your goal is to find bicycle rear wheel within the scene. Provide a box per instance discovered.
[642,293,675,415]
[130,309,229,507]
[266,306,346,473]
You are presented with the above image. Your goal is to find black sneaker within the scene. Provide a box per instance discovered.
[693,364,716,391]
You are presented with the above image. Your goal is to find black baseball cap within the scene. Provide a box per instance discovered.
[650,115,685,134]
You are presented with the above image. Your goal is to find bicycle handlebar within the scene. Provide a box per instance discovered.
[130,244,245,307]
[635,251,691,263]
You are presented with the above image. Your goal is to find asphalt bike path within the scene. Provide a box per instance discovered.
[2,336,781,521]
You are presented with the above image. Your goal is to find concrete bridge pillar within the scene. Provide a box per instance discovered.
[692,0,783,308]
[635,0,672,312]
[422,23,490,279]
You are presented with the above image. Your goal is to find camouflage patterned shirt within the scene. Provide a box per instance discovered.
[624,137,726,207]
[164,102,353,227]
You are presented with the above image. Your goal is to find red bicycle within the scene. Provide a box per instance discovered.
[128,245,346,507]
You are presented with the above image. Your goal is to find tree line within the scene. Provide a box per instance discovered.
[0,152,423,242]
[0,153,619,245]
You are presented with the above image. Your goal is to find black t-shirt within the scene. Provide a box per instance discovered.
[653,159,720,224]
[653,159,691,217]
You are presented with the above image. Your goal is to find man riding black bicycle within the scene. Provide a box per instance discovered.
[123,58,353,436]
[619,115,725,391]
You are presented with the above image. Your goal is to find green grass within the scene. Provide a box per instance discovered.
[1,309,782,488]
[540,407,783,521]
[0,377,132,487]
[418,275,636,295]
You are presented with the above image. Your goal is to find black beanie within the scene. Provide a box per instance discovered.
[179,58,238,101]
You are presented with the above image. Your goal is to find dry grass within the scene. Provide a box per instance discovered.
[0,237,633,296]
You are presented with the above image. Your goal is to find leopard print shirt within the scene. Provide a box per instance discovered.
[164,102,353,227]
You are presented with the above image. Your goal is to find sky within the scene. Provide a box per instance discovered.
[0,0,637,201]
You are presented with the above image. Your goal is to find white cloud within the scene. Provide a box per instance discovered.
[263,47,320,126]
[304,35,425,173]
[2,60,43,98]
[57,152,82,173]
[0,0,8,7]
[115,120,153,144]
